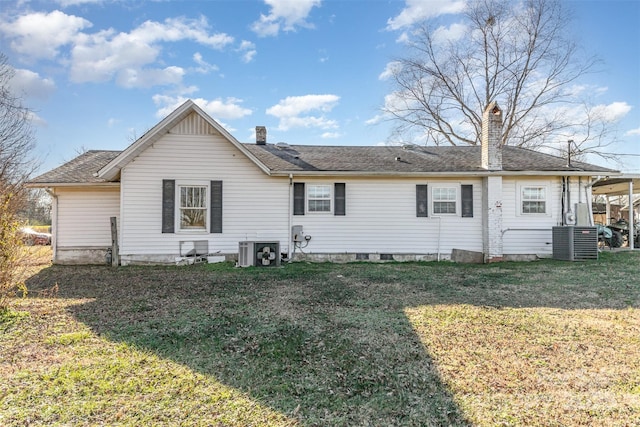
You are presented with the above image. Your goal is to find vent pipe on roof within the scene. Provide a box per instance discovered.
[256,126,267,145]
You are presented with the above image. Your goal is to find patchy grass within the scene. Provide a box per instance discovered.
[1,250,639,426]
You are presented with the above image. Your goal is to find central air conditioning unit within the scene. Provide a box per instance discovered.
[238,241,281,267]
[552,226,598,261]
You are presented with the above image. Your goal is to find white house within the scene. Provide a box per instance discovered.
[29,100,616,265]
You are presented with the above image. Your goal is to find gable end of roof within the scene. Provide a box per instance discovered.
[96,100,272,181]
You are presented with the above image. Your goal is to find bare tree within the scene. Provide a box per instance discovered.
[0,52,39,310]
[384,0,609,158]
[0,53,37,200]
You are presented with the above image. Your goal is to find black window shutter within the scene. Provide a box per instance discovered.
[210,181,223,233]
[293,182,305,215]
[461,184,473,218]
[334,183,346,216]
[162,179,175,233]
[416,184,428,217]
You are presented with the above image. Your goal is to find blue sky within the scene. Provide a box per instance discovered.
[1,0,639,174]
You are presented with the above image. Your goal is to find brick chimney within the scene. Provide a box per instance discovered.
[481,101,502,170]
[256,126,267,145]
[480,101,504,262]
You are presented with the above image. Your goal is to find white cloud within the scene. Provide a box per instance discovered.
[365,114,384,126]
[152,95,252,120]
[366,91,411,125]
[625,127,640,137]
[9,68,56,100]
[130,17,233,49]
[0,10,91,60]
[238,40,257,63]
[192,52,219,73]
[267,94,339,117]
[266,94,339,131]
[116,66,185,89]
[379,61,402,81]
[566,84,608,98]
[252,0,321,37]
[432,22,467,44]
[56,0,103,6]
[387,0,466,31]
[321,132,341,139]
[27,110,47,127]
[591,101,632,123]
[68,16,234,87]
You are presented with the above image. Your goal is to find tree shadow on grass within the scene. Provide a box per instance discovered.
[25,253,640,425]
[26,263,474,426]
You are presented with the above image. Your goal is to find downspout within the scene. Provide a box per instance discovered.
[567,175,572,223]
[45,188,58,262]
[288,174,293,260]
[437,217,442,261]
[561,177,566,225]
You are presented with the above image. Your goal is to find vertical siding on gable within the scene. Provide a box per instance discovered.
[171,112,219,135]
[56,187,120,247]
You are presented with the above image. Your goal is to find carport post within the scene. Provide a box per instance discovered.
[630,181,634,250]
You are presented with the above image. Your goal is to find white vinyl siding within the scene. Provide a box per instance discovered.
[55,187,120,247]
[502,178,561,256]
[290,178,483,255]
[118,127,289,263]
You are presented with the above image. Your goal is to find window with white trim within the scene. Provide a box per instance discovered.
[432,187,457,215]
[521,186,546,214]
[179,185,207,230]
[307,184,331,213]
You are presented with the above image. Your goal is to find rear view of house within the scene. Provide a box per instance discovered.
[29,100,615,265]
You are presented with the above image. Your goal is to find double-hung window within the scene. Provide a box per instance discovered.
[308,184,331,213]
[293,183,345,216]
[179,185,207,230]
[162,180,222,234]
[521,186,546,214]
[432,187,457,215]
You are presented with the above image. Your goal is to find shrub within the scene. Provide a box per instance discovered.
[0,195,29,310]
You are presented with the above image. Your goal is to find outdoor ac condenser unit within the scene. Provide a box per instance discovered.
[552,226,598,261]
[238,241,281,267]
[254,241,280,267]
[238,241,254,267]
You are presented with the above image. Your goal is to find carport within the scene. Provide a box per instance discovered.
[592,174,640,250]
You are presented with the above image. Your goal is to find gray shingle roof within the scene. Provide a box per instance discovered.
[29,150,121,185]
[243,143,614,174]
[29,143,614,186]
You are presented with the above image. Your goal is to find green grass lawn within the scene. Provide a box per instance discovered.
[2,251,639,426]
